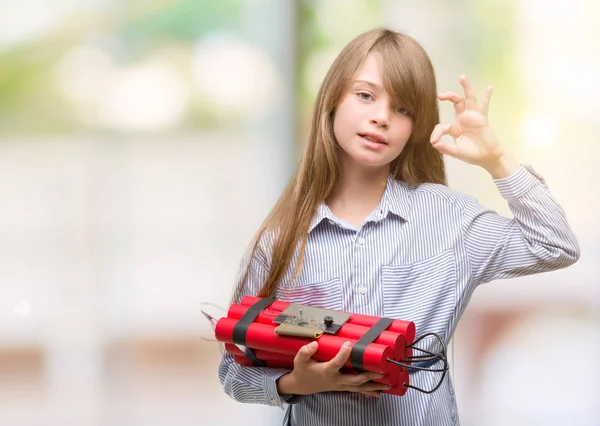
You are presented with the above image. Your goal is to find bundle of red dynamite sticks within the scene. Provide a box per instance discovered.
[213,296,434,396]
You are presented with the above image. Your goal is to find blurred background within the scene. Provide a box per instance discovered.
[0,0,598,425]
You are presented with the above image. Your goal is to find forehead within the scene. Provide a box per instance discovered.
[353,54,383,85]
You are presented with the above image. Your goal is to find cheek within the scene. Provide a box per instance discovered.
[333,105,355,142]
[393,120,413,144]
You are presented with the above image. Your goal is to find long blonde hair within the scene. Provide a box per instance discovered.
[235,28,446,300]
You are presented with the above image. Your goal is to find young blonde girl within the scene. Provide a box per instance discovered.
[218,28,579,426]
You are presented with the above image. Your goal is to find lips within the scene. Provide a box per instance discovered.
[359,132,387,144]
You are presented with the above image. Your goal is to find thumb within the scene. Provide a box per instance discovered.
[430,122,461,158]
[294,341,318,365]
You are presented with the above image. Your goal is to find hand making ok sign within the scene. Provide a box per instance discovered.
[430,75,520,178]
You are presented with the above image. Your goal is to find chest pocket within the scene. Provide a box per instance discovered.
[382,249,457,338]
[275,277,342,311]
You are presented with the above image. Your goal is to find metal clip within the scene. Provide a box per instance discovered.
[275,323,324,338]
[272,303,352,336]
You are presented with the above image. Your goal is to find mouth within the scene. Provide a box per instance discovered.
[358,133,388,145]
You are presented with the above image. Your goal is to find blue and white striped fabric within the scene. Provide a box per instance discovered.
[218,165,580,425]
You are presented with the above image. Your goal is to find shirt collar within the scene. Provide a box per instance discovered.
[308,175,412,233]
[308,202,338,233]
[381,175,412,221]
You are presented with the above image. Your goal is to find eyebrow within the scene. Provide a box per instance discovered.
[353,79,383,89]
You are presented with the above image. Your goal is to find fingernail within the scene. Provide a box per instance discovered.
[344,341,352,349]
[309,342,318,349]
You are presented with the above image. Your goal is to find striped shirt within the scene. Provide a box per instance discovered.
[218,165,580,425]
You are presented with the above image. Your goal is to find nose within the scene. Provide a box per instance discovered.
[369,102,390,128]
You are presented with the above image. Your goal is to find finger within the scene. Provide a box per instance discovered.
[344,382,390,394]
[430,123,459,158]
[294,341,318,365]
[480,85,493,116]
[437,91,465,115]
[326,341,353,370]
[360,391,382,398]
[340,371,384,387]
[357,382,392,393]
[430,123,454,144]
[431,138,459,158]
[459,75,477,110]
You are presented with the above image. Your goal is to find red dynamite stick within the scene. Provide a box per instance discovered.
[215,317,392,374]
[234,354,253,366]
[230,347,399,387]
[349,313,415,346]
[239,296,414,366]
[227,303,407,361]
[232,353,405,392]
[216,317,391,373]
[239,296,414,363]
[341,360,401,387]
[240,296,416,344]
[226,304,283,325]
[225,343,400,387]
[385,370,410,396]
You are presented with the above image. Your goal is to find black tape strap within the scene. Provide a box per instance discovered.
[350,317,394,372]
[232,298,275,367]
[241,346,264,368]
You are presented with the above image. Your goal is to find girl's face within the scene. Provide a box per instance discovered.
[333,53,413,172]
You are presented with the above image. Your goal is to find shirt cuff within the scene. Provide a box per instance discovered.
[262,369,306,408]
[493,164,546,199]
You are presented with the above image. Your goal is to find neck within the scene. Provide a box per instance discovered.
[326,158,389,226]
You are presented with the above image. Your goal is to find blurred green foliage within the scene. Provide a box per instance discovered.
[0,0,243,136]
[119,0,242,57]
[0,0,520,142]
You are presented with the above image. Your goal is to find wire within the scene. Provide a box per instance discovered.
[404,366,448,394]
[385,332,450,394]
[387,359,447,372]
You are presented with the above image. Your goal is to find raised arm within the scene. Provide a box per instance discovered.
[430,75,579,284]
[461,165,579,285]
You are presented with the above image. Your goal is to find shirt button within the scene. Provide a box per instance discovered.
[357,237,365,244]
[271,398,279,406]
[358,287,367,295]
[328,220,335,225]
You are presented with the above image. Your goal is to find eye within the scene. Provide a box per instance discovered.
[357,92,373,101]
[395,107,410,116]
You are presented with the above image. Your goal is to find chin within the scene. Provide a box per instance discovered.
[351,153,392,169]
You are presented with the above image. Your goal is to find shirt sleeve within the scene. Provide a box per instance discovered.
[217,237,306,408]
[461,165,580,286]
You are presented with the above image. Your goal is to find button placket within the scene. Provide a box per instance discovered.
[354,230,367,296]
